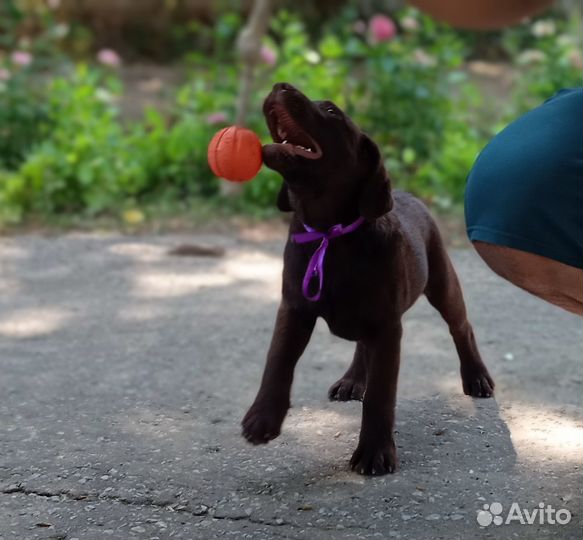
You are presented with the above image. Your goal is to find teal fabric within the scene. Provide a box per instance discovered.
[465,88,583,269]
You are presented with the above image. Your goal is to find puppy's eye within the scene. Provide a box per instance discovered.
[319,102,341,117]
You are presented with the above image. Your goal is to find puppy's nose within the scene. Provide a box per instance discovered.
[273,82,295,94]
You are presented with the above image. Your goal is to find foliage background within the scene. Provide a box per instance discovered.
[0,0,581,227]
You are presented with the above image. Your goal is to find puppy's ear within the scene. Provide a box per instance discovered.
[358,134,393,220]
[276,183,293,212]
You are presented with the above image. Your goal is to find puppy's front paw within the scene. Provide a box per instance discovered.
[350,437,397,476]
[461,364,495,398]
[328,377,365,401]
[241,401,287,445]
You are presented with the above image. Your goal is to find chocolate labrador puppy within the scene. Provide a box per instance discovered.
[242,82,494,475]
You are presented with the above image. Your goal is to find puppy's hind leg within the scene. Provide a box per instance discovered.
[328,342,367,401]
[424,233,494,398]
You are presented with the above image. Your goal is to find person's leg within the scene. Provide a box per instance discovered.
[465,88,583,315]
[474,241,583,315]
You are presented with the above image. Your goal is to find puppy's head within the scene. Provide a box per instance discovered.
[262,82,392,221]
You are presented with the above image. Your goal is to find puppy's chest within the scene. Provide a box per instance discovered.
[285,240,392,339]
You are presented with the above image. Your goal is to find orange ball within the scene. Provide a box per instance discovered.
[207,125,263,182]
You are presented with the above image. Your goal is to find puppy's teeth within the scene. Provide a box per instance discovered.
[282,140,288,144]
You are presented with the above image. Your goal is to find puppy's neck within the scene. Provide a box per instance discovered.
[292,199,362,231]
[283,172,364,230]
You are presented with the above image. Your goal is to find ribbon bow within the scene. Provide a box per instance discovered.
[291,216,365,301]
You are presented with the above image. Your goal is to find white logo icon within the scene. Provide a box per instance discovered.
[477,502,504,526]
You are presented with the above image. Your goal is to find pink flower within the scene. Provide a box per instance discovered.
[97,48,121,67]
[206,112,228,125]
[0,68,10,81]
[369,14,397,43]
[10,51,33,66]
[259,45,277,66]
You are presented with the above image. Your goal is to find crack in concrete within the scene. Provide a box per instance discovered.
[1,484,198,513]
[1,484,368,536]
[0,484,315,534]
[2,485,85,500]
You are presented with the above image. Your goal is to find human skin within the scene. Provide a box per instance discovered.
[474,242,583,316]
[408,0,554,29]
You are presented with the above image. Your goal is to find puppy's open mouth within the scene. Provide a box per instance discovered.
[267,104,322,160]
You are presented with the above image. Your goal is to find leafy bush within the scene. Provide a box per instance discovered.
[0,62,241,222]
[352,9,474,186]
[0,62,49,170]
[502,15,582,115]
[0,6,581,226]
[3,67,121,216]
[0,0,73,170]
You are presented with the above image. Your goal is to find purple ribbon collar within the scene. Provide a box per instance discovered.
[291,216,365,302]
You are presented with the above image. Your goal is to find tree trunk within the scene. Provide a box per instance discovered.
[221,0,272,197]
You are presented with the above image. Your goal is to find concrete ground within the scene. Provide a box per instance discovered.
[0,231,581,540]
